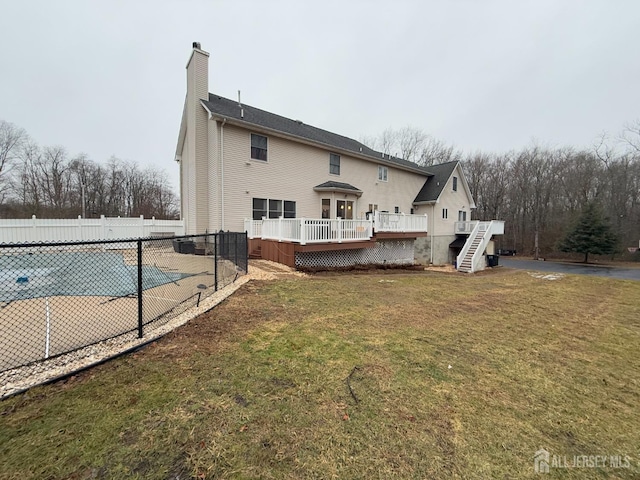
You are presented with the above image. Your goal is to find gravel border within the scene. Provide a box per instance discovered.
[0,262,287,399]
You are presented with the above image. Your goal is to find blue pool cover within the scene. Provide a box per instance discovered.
[0,252,191,302]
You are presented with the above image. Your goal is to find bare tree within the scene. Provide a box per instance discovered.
[0,120,27,203]
[361,126,461,166]
[620,119,640,154]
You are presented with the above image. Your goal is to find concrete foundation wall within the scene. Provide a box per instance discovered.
[415,235,457,266]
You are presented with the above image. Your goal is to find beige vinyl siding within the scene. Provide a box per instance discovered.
[185,48,209,234]
[180,133,194,231]
[207,119,219,231]
[217,123,427,232]
[418,164,473,237]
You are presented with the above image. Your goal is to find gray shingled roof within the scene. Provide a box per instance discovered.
[201,94,432,175]
[413,161,459,203]
[314,181,362,192]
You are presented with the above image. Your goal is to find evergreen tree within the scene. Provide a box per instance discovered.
[558,202,618,263]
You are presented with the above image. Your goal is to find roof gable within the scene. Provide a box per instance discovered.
[413,161,458,203]
[201,94,432,175]
[413,161,476,208]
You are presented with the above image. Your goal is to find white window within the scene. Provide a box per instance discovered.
[251,133,268,161]
[284,201,296,218]
[453,176,458,191]
[458,210,466,221]
[442,208,448,219]
[253,198,296,220]
[269,199,282,218]
[336,200,354,219]
[253,198,267,220]
[378,166,388,182]
[330,153,340,175]
[322,199,330,218]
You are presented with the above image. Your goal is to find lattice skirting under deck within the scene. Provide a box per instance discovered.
[295,239,415,269]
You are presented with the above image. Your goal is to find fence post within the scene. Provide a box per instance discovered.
[137,239,143,338]
[234,232,238,267]
[214,233,219,291]
[139,215,144,238]
[245,232,249,273]
[300,218,306,245]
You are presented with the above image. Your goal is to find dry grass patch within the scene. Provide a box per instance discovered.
[1,270,639,479]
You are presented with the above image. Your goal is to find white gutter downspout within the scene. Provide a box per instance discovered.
[220,118,227,231]
[430,206,434,265]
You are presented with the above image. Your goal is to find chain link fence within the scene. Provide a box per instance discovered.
[0,232,248,373]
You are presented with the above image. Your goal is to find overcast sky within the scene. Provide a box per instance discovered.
[1,1,639,192]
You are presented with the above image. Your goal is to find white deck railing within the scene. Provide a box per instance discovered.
[245,212,428,244]
[244,218,262,239]
[375,212,429,232]
[246,217,373,245]
[454,221,478,234]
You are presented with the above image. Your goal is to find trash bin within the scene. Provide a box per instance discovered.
[486,255,499,267]
[173,239,195,254]
[180,240,195,254]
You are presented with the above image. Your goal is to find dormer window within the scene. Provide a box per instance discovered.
[330,153,340,175]
[251,133,268,161]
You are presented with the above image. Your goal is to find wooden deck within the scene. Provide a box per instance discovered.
[250,232,426,268]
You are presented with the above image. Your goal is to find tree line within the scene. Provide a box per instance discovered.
[0,120,179,219]
[363,124,640,258]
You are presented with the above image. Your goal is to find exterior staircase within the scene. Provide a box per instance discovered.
[457,230,484,273]
[456,220,505,273]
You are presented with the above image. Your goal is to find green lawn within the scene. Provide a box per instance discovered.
[1,269,639,479]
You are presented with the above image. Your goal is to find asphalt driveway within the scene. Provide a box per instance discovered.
[499,257,640,281]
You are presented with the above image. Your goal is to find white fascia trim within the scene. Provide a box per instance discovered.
[313,187,363,197]
[458,165,477,209]
[200,100,214,119]
[175,96,188,162]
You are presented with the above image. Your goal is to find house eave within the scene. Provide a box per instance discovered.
[202,104,430,176]
[175,96,188,162]
[313,186,363,197]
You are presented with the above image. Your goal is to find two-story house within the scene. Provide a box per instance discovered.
[175,43,502,271]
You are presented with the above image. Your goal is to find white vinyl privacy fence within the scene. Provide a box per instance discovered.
[0,216,185,244]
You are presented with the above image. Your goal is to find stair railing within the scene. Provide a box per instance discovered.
[456,221,481,269]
